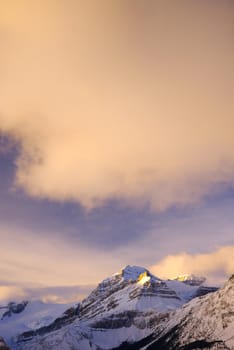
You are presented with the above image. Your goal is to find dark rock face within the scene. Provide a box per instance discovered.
[195,286,219,297]
[90,310,169,330]
[229,274,234,283]
[0,301,28,320]
[0,337,11,350]
[129,281,181,301]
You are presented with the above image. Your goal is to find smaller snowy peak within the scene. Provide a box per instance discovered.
[173,274,206,286]
[0,301,28,320]
[1,300,72,346]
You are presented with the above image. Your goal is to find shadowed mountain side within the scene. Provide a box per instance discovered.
[0,338,11,350]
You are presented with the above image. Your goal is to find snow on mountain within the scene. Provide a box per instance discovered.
[0,300,72,347]
[173,274,206,286]
[165,274,234,349]
[14,265,218,350]
[124,274,234,350]
[165,280,199,302]
[77,265,183,320]
[120,266,159,282]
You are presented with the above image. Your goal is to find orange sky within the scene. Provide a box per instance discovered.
[0,0,234,302]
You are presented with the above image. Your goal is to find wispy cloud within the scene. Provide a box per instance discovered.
[150,246,234,285]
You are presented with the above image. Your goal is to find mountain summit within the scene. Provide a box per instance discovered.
[118,265,160,282]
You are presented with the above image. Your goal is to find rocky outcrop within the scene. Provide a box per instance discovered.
[0,301,28,320]
[195,286,219,297]
[0,338,11,350]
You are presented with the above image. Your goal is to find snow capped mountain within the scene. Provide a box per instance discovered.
[119,274,234,350]
[77,265,184,320]
[120,266,158,282]
[0,300,72,347]
[11,265,220,350]
[173,274,206,286]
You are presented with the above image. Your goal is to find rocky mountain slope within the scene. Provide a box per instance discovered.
[116,275,234,350]
[12,265,219,350]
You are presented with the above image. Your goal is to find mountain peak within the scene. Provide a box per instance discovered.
[121,265,149,281]
[120,265,161,282]
[173,274,206,286]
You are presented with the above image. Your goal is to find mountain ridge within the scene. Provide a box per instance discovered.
[3,265,223,350]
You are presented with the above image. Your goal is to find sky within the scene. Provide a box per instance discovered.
[0,0,234,303]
